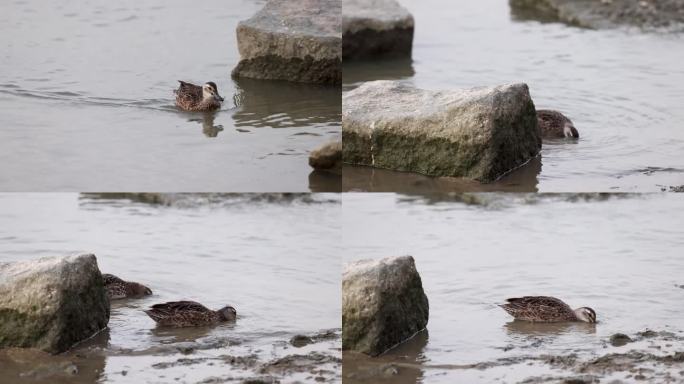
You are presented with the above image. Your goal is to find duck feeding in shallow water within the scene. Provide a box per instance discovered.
[174,81,224,112]
[500,296,596,323]
[103,273,152,300]
[537,110,579,139]
[144,300,237,327]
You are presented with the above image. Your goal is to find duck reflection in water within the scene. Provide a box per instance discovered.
[188,112,223,138]
[505,320,597,336]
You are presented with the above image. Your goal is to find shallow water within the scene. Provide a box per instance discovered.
[0,193,341,383]
[342,193,684,383]
[343,0,684,192]
[0,0,341,192]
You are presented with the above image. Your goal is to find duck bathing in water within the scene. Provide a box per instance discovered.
[174,81,224,112]
[537,110,579,139]
[144,300,237,327]
[500,296,596,323]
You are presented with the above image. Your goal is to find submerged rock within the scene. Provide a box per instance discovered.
[232,0,342,84]
[309,140,342,171]
[342,256,429,356]
[609,333,633,347]
[290,335,314,348]
[0,254,110,353]
[343,0,415,59]
[509,0,684,32]
[342,81,541,182]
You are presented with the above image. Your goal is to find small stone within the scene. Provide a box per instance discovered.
[290,335,314,348]
[64,364,78,375]
[309,141,342,171]
[609,333,633,347]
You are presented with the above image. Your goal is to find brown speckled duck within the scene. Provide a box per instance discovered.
[537,110,579,139]
[144,301,236,327]
[500,296,596,323]
[103,273,152,300]
[174,81,224,112]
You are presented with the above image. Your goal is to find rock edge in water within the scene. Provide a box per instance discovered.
[342,0,415,59]
[342,80,541,182]
[309,140,342,171]
[232,0,342,84]
[0,254,110,354]
[342,255,429,356]
[510,0,684,32]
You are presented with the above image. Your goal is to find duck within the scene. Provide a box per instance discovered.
[500,296,596,323]
[174,81,224,112]
[144,301,237,327]
[537,110,579,139]
[103,273,153,300]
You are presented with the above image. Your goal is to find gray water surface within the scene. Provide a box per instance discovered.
[0,193,341,383]
[343,0,684,192]
[0,0,341,192]
[342,193,684,383]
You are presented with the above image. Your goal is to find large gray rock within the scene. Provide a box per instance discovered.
[232,0,342,84]
[510,0,684,31]
[342,256,429,356]
[343,0,414,59]
[342,81,541,182]
[309,140,342,171]
[0,254,110,353]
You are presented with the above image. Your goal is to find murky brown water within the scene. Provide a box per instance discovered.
[0,193,341,383]
[343,0,684,192]
[342,193,684,383]
[0,0,341,192]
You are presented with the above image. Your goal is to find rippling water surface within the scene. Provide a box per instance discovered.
[342,193,684,383]
[0,0,341,192]
[343,0,684,192]
[0,193,341,383]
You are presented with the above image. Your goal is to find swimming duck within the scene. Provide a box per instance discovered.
[144,301,236,327]
[103,273,152,300]
[537,110,579,139]
[500,296,596,323]
[174,81,224,112]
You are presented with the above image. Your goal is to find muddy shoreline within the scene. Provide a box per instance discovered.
[344,329,684,383]
[1,329,342,383]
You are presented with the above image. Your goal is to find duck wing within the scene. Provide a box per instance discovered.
[175,81,203,104]
[145,301,215,326]
[537,110,561,125]
[176,81,201,95]
[500,296,574,322]
[102,273,125,285]
[151,300,210,313]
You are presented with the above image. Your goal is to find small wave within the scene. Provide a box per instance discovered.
[620,166,684,177]
[79,193,341,209]
[0,87,176,112]
[397,193,642,210]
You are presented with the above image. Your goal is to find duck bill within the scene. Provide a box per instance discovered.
[215,94,225,102]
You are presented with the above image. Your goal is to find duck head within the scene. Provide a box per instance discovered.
[218,305,237,321]
[563,121,579,138]
[573,307,596,323]
[129,282,153,297]
[202,82,224,103]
